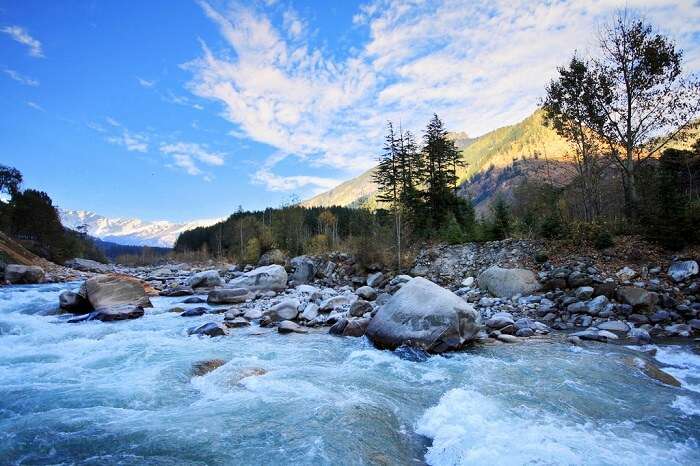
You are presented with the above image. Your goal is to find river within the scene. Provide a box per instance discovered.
[1,282,699,465]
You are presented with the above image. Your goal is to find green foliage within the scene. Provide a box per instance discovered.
[593,229,615,250]
[244,237,261,264]
[439,214,466,245]
[489,196,512,240]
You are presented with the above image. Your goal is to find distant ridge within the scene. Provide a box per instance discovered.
[301,109,570,209]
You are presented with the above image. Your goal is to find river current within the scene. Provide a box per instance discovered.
[1,282,699,465]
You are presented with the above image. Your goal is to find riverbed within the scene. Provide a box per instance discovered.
[1,283,699,465]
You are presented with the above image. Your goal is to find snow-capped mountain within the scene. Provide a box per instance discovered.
[59,209,221,248]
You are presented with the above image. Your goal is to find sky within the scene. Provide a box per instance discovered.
[2,0,700,222]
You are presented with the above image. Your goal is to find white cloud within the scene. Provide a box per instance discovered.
[160,141,225,178]
[105,116,121,127]
[26,101,44,112]
[252,168,340,193]
[186,0,700,192]
[107,130,149,153]
[1,25,43,57]
[86,121,107,133]
[3,68,39,86]
[137,77,156,87]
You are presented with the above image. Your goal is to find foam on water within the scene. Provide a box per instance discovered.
[1,283,700,465]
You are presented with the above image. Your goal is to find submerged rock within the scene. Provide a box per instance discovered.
[59,290,92,314]
[329,317,370,337]
[625,356,681,387]
[180,307,207,317]
[478,266,540,298]
[192,359,226,376]
[189,322,227,337]
[366,277,481,353]
[69,304,145,322]
[5,264,44,284]
[277,320,308,334]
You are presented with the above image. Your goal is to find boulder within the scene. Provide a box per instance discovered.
[290,256,316,284]
[497,334,519,343]
[349,299,372,317]
[355,286,377,301]
[625,357,681,387]
[596,320,630,333]
[189,322,227,337]
[616,267,637,282]
[84,274,152,309]
[365,277,481,353]
[667,260,699,282]
[478,266,540,298]
[225,317,251,328]
[5,264,44,284]
[617,286,658,311]
[367,272,386,288]
[319,294,355,312]
[159,285,194,297]
[59,290,92,314]
[69,304,145,323]
[187,270,223,288]
[277,320,308,334]
[207,288,253,304]
[64,258,109,273]
[485,312,515,329]
[228,265,287,292]
[243,308,263,320]
[192,359,226,376]
[258,249,287,266]
[180,307,207,317]
[182,296,206,304]
[265,299,300,322]
[330,318,370,337]
[300,303,319,321]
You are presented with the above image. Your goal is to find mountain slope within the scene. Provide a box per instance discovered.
[302,109,570,208]
[59,210,221,247]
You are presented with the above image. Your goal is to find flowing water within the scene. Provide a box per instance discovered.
[1,283,699,465]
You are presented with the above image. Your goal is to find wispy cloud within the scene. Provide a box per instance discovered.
[160,141,225,178]
[185,0,700,193]
[2,67,39,86]
[137,77,156,88]
[26,101,44,112]
[1,25,43,57]
[107,130,149,153]
[252,168,340,193]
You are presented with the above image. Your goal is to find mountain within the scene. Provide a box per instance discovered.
[59,209,221,247]
[302,109,571,209]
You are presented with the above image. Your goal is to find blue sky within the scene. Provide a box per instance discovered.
[2,0,700,222]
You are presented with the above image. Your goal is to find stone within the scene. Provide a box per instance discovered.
[5,264,44,284]
[649,310,670,323]
[189,322,227,337]
[627,328,651,343]
[461,276,475,287]
[228,265,288,292]
[243,308,263,320]
[296,284,319,294]
[290,256,316,284]
[567,272,592,288]
[180,307,207,317]
[355,286,377,301]
[616,267,637,282]
[319,295,354,312]
[365,277,481,353]
[300,303,319,321]
[478,266,540,298]
[667,260,699,283]
[225,317,251,328]
[515,328,534,337]
[497,334,519,343]
[567,301,588,314]
[367,272,386,288]
[69,304,145,322]
[485,312,515,329]
[570,330,610,342]
[625,357,681,387]
[192,359,226,376]
[628,314,649,324]
[59,290,92,314]
[277,320,308,334]
[84,274,152,309]
[265,299,300,322]
[207,288,253,304]
[159,286,194,297]
[168,306,186,313]
[586,295,609,315]
[64,258,109,273]
[349,299,372,317]
[187,270,223,288]
[689,319,700,331]
[596,320,630,333]
[182,296,206,304]
[617,286,658,311]
[258,249,287,266]
[330,318,370,337]
[575,286,594,300]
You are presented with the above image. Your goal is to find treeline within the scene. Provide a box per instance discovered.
[0,165,107,263]
[499,12,700,250]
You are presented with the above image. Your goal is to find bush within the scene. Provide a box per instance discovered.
[439,214,466,244]
[539,214,565,239]
[593,229,615,249]
[306,234,330,254]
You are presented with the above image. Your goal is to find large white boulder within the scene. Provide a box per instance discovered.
[84,274,152,309]
[228,265,287,292]
[5,264,44,284]
[668,260,699,282]
[478,266,540,298]
[365,277,481,353]
[187,270,223,288]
